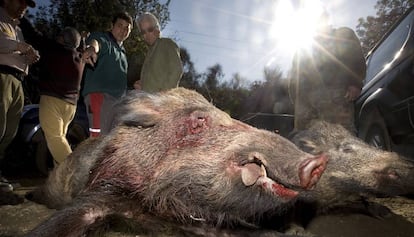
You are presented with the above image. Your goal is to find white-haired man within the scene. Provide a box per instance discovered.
[134,12,183,93]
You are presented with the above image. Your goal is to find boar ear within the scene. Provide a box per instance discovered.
[114,92,162,128]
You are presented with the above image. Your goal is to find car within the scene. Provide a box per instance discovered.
[354,6,414,154]
[4,100,89,176]
[241,112,294,138]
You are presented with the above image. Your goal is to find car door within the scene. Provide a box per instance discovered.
[384,12,414,136]
[386,12,414,136]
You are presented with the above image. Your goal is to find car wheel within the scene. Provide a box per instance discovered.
[66,123,88,149]
[34,131,53,176]
[34,123,88,176]
[358,108,392,151]
[365,123,391,150]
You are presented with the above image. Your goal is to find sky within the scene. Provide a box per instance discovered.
[32,0,378,84]
[162,0,378,84]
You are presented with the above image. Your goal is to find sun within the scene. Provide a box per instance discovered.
[269,0,326,55]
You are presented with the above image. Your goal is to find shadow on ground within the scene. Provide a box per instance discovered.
[1,176,414,237]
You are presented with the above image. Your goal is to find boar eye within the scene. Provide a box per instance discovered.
[339,142,354,153]
[298,139,318,154]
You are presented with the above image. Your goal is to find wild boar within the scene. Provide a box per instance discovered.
[26,88,327,237]
[287,120,414,226]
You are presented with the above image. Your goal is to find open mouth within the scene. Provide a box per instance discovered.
[240,154,328,200]
[240,159,299,200]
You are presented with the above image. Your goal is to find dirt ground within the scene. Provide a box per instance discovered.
[1,175,414,237]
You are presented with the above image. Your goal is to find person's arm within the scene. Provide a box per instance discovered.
[85,33,103,52]
[0,22,31,53]
[81,39,100,67]
[0,22,39,66]
[82,32,105,70]
[336,27,366,101]
[161,39,183,87]
[336,27,366,88]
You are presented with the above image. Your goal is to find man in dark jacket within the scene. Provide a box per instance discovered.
[38,27,98,165]
[289,12,366,134]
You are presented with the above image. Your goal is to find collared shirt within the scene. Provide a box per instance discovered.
[0,7,28,75]
[81,31,128,98]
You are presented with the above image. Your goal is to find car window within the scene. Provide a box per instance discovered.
[365,12,413,83]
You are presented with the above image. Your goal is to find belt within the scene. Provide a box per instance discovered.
[0,65,25,81]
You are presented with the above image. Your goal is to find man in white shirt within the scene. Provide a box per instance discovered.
[0,0,39,192]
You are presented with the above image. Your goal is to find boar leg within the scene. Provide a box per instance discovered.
[25,193,130,237]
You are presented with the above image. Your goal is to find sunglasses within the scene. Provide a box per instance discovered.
[140,26,156,35]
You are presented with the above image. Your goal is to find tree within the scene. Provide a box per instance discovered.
[356,0,414,54]
[178,48,201,90]
[222,73,250,90]
[203,64,223,91]
[241,67,291,116]
[32,0,171,34]
[187,64,249,119]
[198,64,224,103]
[30,0,171,83]
[220,73,250,119]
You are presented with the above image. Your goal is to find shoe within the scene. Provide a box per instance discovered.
[0,176,13,192]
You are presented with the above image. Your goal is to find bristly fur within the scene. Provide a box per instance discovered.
[27,88,322,236]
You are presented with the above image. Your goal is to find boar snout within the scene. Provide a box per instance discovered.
[240,153,328,200]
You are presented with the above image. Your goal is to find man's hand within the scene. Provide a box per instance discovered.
[25,47,40,65]
[345,85,361,102]
[133,80,141,90]
[16,42,40,64]
[82,39,100,67]
[16,42,32,54]
[82,47,98,67]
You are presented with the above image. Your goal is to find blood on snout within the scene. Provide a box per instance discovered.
[263,182,299,200]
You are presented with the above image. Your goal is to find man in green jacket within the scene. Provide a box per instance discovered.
[82,12,133,137]
[135,12,183,93]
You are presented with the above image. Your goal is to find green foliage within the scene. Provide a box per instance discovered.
[31,0,171,82]
[240,67,292,118]
[178,62,250,119]
[356,0,414,54]
[201,64,224,92]
[178,47,201,89]
[33,0,171,33]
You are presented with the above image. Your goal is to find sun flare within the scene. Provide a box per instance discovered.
[270,0,325,54]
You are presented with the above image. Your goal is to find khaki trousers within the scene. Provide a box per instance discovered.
[0,73,24,162]
[39,95,76,164]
